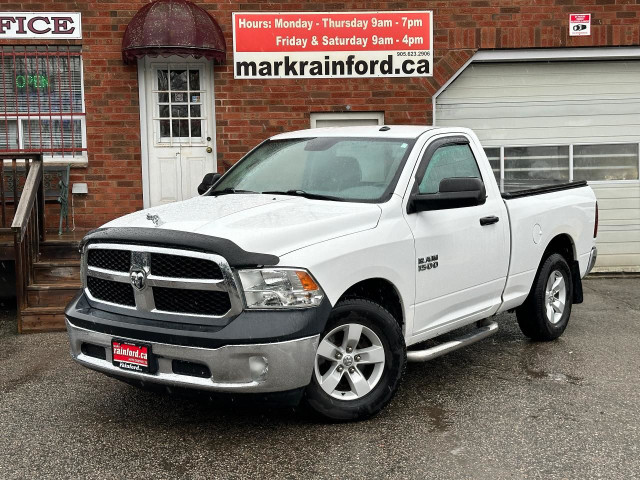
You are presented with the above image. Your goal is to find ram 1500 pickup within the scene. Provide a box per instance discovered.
[66,126,598,420]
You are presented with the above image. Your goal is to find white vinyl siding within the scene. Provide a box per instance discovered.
[436,60,640,272]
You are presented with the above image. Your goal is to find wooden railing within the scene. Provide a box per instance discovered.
[3,154,46,324]
[1,155,21,231]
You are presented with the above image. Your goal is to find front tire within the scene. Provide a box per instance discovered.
[516,253,573,341]
[305,298,406,421]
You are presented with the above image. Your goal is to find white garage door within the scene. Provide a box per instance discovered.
[436,60,640,272]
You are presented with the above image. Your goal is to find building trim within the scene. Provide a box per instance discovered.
[137,58,151,209]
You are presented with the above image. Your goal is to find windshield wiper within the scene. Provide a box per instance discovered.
[211,187,258,196]
[262,189,342,201]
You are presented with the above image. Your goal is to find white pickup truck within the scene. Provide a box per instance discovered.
[66,126,598,420]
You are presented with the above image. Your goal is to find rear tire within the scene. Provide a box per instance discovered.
[516,253,573,341]
[305,298,406,421]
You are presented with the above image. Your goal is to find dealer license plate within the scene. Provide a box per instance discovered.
[112,340,152,374]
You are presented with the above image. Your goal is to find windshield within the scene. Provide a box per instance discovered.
[210,137,415,202]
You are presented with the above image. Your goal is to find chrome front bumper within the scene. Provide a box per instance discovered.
[66,319,319,393]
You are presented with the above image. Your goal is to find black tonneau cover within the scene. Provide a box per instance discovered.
[500,180,587,199]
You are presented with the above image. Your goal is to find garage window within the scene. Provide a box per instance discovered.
[484,143,639,183]
[0,45,86,160]
[573,143,639,181]
[503,146,570,181]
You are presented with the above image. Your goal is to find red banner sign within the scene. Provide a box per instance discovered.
[233,11,433,79]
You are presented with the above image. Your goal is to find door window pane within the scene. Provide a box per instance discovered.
[170,70,187,90]
[157,70,168,90]
[160,120,170,137]
[172,119,189,137]
[171,105,188,118]
[190,120,201,138]
[419,144,481,194]
[574,144,639,181]
[189,70,200,90]
[171,93,187,103]
[504,146,569,181]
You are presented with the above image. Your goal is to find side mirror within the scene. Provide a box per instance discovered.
[408,177,486,213]
[198,172,222,195]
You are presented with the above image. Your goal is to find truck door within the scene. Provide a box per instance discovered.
[404,134,509,337]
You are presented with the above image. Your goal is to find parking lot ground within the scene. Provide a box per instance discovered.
[1,277,639,480]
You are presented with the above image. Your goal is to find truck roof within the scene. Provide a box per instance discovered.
[271,125,441,140]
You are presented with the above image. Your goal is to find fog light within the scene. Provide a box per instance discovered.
[249,356,268,382]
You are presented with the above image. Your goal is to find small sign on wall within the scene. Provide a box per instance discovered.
[569,14,591,37]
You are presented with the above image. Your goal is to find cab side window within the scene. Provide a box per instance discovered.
[418,144,482,194]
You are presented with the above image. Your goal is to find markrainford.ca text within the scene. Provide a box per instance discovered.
[236,55,430,77]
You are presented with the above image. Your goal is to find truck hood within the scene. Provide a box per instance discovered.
[102,194,382,257]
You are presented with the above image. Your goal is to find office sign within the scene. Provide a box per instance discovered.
[233,11,433,79]
[0,13,82,39]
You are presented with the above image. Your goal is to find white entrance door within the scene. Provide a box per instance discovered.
[143,58,215,206]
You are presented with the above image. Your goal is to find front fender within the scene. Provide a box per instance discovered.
[278,217,416,338]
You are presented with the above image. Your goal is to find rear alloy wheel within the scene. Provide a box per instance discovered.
[517,253,573,341]
[545,270,567,325]
[305,298,405,421]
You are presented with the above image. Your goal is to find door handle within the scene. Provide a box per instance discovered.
[480,216,499,226]
[206,146,213,153]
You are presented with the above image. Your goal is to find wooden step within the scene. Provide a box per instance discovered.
[33,259,81,283]
[19,306,66,333]
[39,242,81,261]
[27,283,81,308]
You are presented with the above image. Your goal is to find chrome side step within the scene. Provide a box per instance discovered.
[407,320,499,363]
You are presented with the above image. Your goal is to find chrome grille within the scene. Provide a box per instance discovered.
[87,248,131,272]
[87,276,135,307]
[150,253,223,279]
[82,244,243,323]
[153,287,232,315]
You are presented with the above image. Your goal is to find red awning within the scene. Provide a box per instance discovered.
[122,0,226,64]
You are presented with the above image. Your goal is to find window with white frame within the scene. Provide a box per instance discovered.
[0,46,86,160]
[154,65,206,144]
[311,112,384,128]
[484,143,640,185]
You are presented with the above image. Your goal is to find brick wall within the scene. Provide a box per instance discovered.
[2,0,639,228]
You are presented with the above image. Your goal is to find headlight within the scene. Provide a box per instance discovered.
[238,268,324,309]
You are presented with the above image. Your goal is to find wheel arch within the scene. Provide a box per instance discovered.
[542,233,576,263]
[336,278,405,334]
[540,233,583,304]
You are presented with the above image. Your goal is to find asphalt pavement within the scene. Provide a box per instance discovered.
[1,277,639,479]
